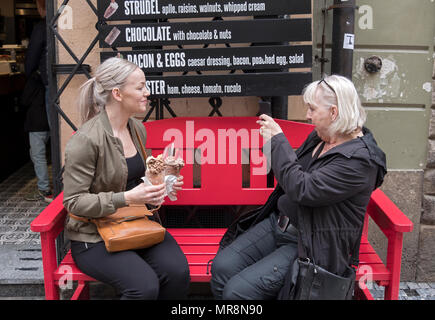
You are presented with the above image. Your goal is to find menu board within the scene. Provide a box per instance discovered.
[144,72,312,98]
[97,0,312,98]
[99,19,311,47]
[101,45,312,72]
[97,0,311,20]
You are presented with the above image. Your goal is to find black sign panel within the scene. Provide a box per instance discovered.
[99,19,311,47]
[97,0,311,20]
[144,72,312,98]
[100,45,312,72]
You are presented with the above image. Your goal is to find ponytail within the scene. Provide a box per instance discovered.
[78,77,99,124]
[77,57,139,124]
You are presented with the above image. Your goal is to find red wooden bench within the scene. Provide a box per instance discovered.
[30,117,413,300]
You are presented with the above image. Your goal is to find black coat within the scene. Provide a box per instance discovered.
[21,71,49,132]
[219,127,387,282]
[22,18,49,132]
[25,19,47,85]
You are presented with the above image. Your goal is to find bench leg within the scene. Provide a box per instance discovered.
[40,234,60,300]
[45,281,59,300]
[71,282,90,300]
[353,284,375,300]
[384,232,404,300]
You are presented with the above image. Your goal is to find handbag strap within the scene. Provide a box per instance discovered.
[133,124,161,213]
[69,204,160,224]
[133,125,148,162]
[296,142,326,263]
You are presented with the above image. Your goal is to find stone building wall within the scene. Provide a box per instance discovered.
[419,58,435,281]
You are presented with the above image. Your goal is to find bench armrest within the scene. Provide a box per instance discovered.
[30,192,67,300]
[366,189,413,234]
[30,191,67,236]
[364,189,413,300]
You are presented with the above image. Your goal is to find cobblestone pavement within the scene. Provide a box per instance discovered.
[0,162,47,246]
[0,162,434,300]
[369,282,435,300]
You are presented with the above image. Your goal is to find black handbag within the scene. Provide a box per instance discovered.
[283,220,360,300]
[289,257,356,300]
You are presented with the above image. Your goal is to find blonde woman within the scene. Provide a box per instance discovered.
[63,57,189,300]
[211,75,387,300]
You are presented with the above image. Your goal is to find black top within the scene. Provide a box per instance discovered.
[125,151,145,191]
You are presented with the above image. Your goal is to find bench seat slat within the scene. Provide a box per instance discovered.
[179,245,220,254]
[167,228,226,236]
[359,242,377,254]
[359,253,384,265]
[54,261,95,282]
[356,264,390,281]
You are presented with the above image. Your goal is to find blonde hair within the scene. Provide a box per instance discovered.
[302,74,366,136]
[78,57,139,124]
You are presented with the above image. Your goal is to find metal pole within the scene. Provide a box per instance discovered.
[46,0,66,264]
[253,14,288,120]
[46,1,61,197]
[331,0,356,79]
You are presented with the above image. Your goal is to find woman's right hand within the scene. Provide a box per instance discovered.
[124,182,166,206]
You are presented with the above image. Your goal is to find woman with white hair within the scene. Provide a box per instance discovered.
[211,74,387,300]
[62,57,189,299]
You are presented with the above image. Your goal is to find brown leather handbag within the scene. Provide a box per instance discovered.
[69,206,165,252]
[68,127,166,252]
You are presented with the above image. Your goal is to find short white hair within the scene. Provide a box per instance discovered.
[302,75,366,136]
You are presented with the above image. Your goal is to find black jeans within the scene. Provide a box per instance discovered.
[70,232,190,300]
[210,212,299,300]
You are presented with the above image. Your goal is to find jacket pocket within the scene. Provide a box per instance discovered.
[66,216,98,235]
[260,264,287,291]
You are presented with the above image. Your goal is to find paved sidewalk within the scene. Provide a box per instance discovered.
[369,282,435,300]
[0,162,434,300]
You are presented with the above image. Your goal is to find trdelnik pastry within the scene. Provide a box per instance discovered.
[164,155,184,201]
[144,154,166,185]
[164,156,185,176]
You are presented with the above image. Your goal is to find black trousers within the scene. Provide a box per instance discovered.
[70,232,190,300]
[210,212,299,300]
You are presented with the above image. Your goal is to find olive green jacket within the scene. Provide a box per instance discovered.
[63,109,147,243]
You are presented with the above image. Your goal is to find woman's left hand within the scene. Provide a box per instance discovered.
[256,114,283,141]
[170,175,184,198]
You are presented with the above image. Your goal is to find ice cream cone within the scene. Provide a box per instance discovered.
[164,156,185,177]
[145,155,166,185]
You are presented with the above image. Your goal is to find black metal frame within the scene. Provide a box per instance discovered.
[46,0,103,262]
[46,0,98,196]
